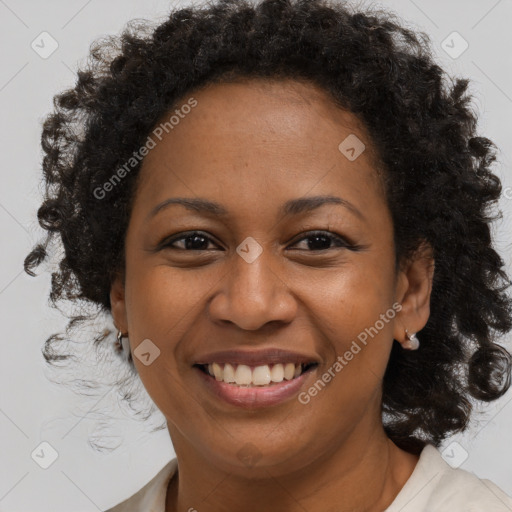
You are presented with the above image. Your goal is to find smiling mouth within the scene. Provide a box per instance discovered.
[194,362,319,387]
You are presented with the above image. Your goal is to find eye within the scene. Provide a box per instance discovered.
[287,231,357,251]
[160,231,222,251]
[158,230,359,252]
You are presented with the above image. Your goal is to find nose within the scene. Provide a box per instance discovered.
[207,249,298,331]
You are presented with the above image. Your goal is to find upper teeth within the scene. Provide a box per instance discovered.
[206,363,306,386]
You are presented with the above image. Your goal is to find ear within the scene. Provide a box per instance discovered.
[110,272,128,334]
[393,240,435,343]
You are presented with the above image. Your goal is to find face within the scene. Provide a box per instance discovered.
[110,78,431,477]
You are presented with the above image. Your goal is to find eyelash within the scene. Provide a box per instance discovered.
[159,230,360,252]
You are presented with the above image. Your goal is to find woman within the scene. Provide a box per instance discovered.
[24,0,512,510]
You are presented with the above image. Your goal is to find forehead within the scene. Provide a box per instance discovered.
[134,78,385,218]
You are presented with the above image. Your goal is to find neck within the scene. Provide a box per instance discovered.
[165,425,419,512]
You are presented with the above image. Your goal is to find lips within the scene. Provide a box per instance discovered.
[191,348,321,408]
[194,362,319,408]
[192,348,320,367]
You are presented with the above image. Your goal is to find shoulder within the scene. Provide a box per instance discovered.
[386,444,512,512]
[104,458,178,512]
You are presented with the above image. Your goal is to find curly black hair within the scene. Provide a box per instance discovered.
[24,0,512,455]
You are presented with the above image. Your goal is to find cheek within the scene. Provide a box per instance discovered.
[121,263,211,396]
[123,266,210,415]
[295,255,397,398]
[125,262,220,342]
[293,251,396,338]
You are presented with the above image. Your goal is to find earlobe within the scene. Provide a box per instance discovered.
[393,241,435,345]
[110,273,128,334]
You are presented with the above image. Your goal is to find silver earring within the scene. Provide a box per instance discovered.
[116,330,133,363]
[116,330,124,351]
[403,329,420,350]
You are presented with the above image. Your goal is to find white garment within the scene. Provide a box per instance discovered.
[105,444,512,511]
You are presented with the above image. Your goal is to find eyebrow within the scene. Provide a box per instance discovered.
[146,195,365,222]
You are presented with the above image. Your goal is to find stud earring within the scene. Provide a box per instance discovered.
[403,329,420,350]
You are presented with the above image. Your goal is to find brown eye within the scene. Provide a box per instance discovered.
[161,231,222,251]
[288,231,358,251]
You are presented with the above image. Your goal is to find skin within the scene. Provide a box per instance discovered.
[110,78,434,512]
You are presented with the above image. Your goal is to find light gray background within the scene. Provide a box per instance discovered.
[1,0,511,510]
